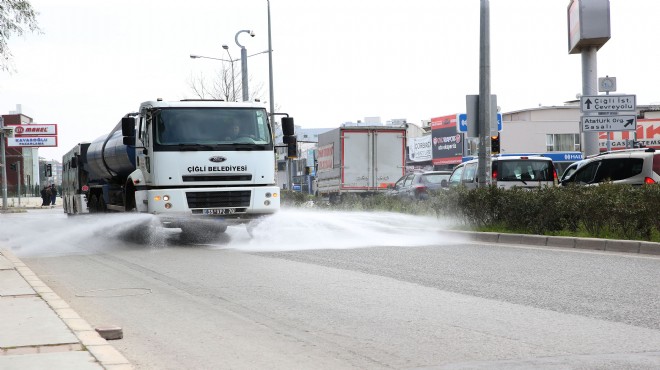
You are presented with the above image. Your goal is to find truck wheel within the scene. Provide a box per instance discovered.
[179,223,227,244]
[97,196,106,212]
[88,195,99,213]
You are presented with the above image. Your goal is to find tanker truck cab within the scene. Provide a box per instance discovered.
[123,100,280,223]
[65,99,286,242]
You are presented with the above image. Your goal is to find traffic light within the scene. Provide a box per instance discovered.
[45,164,52,177]
[10,163,17,171]
[284,135,297,158]
[491,133,500,154]
[281,117,297,159]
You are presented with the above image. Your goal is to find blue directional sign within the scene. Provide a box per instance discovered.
[457,113,502,133]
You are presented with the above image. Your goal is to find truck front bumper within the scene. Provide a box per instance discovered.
[137,186,280,223]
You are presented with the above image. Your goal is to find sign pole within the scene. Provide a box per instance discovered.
[581,46,600,156]
[605,90,611,151]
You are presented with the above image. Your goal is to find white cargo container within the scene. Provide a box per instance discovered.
[316,126,406,202]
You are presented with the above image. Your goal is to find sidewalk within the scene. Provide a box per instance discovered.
[1,196,61,213]
[0,248,132,369]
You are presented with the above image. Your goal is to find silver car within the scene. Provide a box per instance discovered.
[388,171,452,200]
[560,148,660,186]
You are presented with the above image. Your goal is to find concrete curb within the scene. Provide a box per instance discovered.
[1,249,132,369]
[454,231,660,256]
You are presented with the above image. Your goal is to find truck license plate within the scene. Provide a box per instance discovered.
[202,208,235,215]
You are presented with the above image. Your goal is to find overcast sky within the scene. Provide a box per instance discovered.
[2,0,659,161]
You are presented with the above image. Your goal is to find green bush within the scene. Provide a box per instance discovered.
[300,184,660,242]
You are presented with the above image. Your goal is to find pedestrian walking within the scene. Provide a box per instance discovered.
[50,184,57,206]
[40,186,51,207]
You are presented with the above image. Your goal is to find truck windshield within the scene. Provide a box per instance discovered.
[153,108,272,149]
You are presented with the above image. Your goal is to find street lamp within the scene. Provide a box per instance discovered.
[222,44,236,102]
[234,29,254,102]
[189,54,231,62]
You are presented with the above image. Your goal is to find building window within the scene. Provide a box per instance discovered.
[546,134,580,152]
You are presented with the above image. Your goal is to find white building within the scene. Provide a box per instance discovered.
[501,102,660,154]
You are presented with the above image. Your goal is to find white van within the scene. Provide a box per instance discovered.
[448,155,558,189]
[560,148,660,186]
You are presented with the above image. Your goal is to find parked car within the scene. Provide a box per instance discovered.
[560,148,660,186]
[388,171,452,200]
[448,155,557,189]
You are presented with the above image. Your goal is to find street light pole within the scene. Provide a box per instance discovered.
[16,160,21,206]
[234,29,253,102]
[222,45,236,102]
[267,0,275,127]
[0,116,8,210]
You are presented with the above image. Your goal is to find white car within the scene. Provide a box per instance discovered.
[448,155,558,189]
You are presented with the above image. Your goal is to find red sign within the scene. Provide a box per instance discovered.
[317,144,334,172]
[598,119,660,150]
[9,124,58,136]
[431,114,463,165]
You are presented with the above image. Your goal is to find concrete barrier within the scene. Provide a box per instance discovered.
[519,234,548,246]
[546,236,577,249]
[472,232,500,243]
[574,237,606,251]
[640,242,660,255]
[605,240,640,254]
[497,233,523,245]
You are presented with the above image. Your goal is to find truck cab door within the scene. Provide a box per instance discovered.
[137,111,153,184]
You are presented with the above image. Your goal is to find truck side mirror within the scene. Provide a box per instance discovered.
[122,117,136,137]
[282,117,295,136]
[123,136,136,146]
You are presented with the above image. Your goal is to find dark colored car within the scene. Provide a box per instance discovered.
[388,171,452,200]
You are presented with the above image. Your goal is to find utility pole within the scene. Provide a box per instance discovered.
[16,161,21,206]
[1,116,8,211]
[477,0,492,187]
[267,0,276,128]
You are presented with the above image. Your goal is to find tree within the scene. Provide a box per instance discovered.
[188,61,265,103]
[187,61,281,130]
[1,0,41,72]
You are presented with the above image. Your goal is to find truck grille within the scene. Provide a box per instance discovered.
[182,174,252,182]
[186,191,251,208]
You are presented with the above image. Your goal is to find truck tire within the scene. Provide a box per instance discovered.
[179,222,227,244]
[88,195,99,213]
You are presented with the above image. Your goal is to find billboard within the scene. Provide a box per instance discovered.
[7,136,58,147]
[5,123,58,147]
[10,124,58,135]
[431,115,463,165]
[567,0,611,54]
[598,119,660,150]
[408,135,432,162]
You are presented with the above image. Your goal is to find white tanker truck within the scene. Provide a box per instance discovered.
[62,99,291,242]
